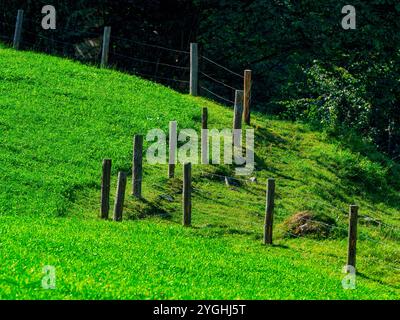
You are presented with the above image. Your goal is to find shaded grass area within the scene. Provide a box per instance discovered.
[0,44,399,299]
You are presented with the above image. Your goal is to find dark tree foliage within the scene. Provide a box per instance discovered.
[196,0,400,156]
[0,0,199,90]
[1,0,400,156]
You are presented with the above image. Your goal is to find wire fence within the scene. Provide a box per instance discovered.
[199,55,245,106]
[152,169,400,239]
[0,13,245,103]
[147,170,400,273]
[199,171,400,262]
[202,55,244,79]
[2,11,398,278]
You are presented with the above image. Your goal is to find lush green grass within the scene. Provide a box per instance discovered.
[0,45,399,299]
[0,215,397,300]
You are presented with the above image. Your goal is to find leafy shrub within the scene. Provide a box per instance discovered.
[280,63,372,133]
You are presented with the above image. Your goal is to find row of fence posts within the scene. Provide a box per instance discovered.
[99,105,360,273]
[99,138,190,224]
[100,135,144,221]
[10,10,252,124]
[189,43,252,125]
[10,9,358,274]
[99,93,245,222]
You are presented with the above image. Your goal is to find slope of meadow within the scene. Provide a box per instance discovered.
[0,45,399,299]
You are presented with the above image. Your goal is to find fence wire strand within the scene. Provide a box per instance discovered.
[111,35,189,54]
[201,55,244,79]
[200,71,239,91]
[113,52,189,70]
[134,71,189,84]
[200,86,234,104]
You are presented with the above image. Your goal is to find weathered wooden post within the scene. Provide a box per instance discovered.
[264,178,275,245]
[132,135,143,198]
[233,90,244,148]
[183,163,192,226]
[190,43,199,96]
[233,90,244,130]
[100,159,112,219]
[168,121,177,178]
[101,26,111,68]
[202,107,208,130]
[243,70,252,125]
[201,107,208,164]
[346,205,359,272]
[13,10,24,50]
[113,171,127,221]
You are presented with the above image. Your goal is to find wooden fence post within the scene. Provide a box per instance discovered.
[264,178,275,245]
[202,107,208,130]
[190,43,199,96]
[101,26,111,68]
[100,159,112,219]
[113,171,127,221]
[132,135,143,198]
[233,90,244,148]
[183,162,192,226]
[243,70,252,125]
[168,121,177,178]
[201,107,208,164]
[233,90,244,130]
[346,205,359,272]
[13,10,24,50]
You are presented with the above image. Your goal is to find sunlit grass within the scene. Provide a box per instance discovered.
[0,45,399,299]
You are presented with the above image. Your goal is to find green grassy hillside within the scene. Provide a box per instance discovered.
[0,45,399,299]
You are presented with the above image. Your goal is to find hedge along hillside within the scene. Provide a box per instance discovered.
[198,0,400,156]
